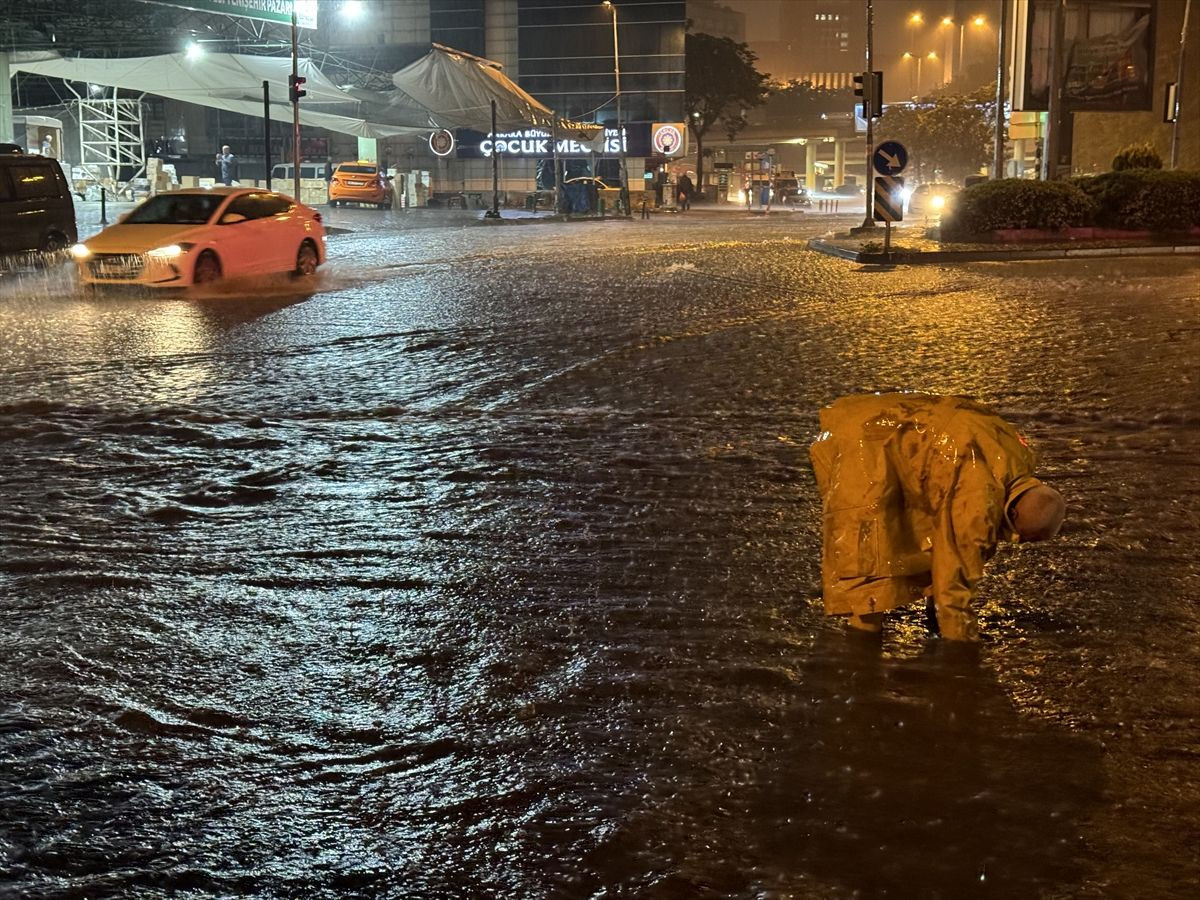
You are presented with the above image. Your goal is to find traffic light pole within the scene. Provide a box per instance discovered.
[291,9,301,201]
[860,0,876,229]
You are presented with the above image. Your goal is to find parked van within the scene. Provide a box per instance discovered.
[270,162,330,183]
[0,143,77,264]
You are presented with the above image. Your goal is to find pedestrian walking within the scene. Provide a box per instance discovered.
[215,145,237,186]
[810,393,1066,642]
[676,172,693,211]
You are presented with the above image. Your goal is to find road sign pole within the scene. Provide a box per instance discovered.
[884,220,891,254]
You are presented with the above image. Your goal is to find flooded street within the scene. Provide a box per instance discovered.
[1,213,1198,898]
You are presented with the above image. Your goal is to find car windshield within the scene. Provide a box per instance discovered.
[124,194,224,225]
[338,165,376,175]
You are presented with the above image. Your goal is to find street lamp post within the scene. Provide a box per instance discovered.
[959,15,986,79]
[907,12,923,94]
[602,1,630,217]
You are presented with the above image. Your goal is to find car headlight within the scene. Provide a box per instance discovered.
[69,243,91,260]
[931,195,946,210]
[147,243,193,259]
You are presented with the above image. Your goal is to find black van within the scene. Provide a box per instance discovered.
[0,143,78,264]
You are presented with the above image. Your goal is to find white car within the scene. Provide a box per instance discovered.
[71,187,325,287]
[905,182,960,218]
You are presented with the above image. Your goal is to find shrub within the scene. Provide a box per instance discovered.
[941,179,1095,238]
[1073,169,1200,231]
[1112,142,1163,171]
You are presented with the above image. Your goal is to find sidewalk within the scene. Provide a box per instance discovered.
[75,199,140,239]
[809,224,1200,265]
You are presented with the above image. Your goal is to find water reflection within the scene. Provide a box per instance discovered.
[754,629,1104,896]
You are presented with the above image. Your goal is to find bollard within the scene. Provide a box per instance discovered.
[100,187,108,225]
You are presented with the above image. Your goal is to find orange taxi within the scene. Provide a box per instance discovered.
[329,161,394,209]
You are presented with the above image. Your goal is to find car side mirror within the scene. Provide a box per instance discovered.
[219,212,247,225]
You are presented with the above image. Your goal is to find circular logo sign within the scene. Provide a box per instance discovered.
[429,129,455,157]
[653,124,683,156]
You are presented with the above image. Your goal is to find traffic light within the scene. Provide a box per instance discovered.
[289,73,307,103]
[853,72,867,119]
[854,71,884,119]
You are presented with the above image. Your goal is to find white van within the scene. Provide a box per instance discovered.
[271,162,329,182]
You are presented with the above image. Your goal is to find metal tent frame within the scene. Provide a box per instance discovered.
[73,91,146,198]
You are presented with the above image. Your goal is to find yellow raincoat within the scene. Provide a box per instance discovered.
[810,393,1045,641]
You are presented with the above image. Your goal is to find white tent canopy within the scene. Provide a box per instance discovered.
[11,44,595,139]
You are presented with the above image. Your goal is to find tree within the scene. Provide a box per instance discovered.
[685,33,769,194]
[877,93,992,185]
[762,80,856,129]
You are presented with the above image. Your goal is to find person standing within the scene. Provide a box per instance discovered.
[215,145,237,185]
[810,393,1066,642]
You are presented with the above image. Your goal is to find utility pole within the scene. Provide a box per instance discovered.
[291,9,301,200]
[1041,0,1066,180]
[604,1,630,216]
[1171,0,1193,169]
[860,0,876,229]
[486,99,501,218]
[993,0,1009,179]
[263,80,272,189]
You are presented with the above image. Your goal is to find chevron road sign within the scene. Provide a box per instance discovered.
[873,175,904,222]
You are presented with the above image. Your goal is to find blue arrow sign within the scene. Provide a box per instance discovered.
[873,141,908,176]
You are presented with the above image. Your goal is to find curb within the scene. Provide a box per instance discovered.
[807,238,1200,265]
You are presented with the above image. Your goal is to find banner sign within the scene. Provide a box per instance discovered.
[145,0,319,29]
[1018,0,1153,112]
[456,125,656,159]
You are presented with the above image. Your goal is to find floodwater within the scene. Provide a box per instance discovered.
[1,214,1198,898]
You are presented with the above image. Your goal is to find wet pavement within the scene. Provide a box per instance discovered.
[1,211,1198,898]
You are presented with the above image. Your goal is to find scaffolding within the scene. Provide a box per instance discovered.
[74,93,146,198]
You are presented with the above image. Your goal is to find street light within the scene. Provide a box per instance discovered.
[601,1,630,216]
[343,0,365,19]
[904,50,937,97]
[907,12,923,54]
[958,15,988,79]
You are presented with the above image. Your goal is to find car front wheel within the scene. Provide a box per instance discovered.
[193,251,222,284]
[294,241,319,277]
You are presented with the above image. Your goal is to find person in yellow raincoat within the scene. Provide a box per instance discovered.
[810,393,1066,641]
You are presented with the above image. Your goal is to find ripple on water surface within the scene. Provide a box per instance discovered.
[1,243,1198,896]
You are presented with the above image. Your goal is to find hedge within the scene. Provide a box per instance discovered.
[1071,169,1200,232]
[1112,143,1163,171]
[941,179,1095,237]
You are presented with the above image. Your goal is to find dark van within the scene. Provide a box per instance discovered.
[0,143,77,264]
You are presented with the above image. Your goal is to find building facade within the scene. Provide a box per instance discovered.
[687,0,746,42]
[314,0,686,205]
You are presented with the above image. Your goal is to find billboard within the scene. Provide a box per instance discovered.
[1015,0,1155,112]
[146,1,319,29]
